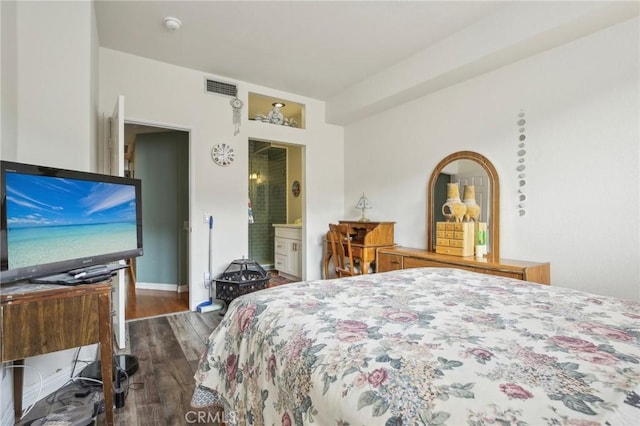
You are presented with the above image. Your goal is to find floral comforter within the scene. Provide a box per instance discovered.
[192,268,640,425]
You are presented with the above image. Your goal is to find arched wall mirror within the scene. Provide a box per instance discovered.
[427,151,500,259]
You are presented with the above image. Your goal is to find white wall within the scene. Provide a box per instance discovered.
[0,2,99,424]
[1,0,17,160]
[99,49,344,309]
[344,18,639,301]
[11,1,95,170]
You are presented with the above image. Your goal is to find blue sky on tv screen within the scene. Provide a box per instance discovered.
[6,172,136,229]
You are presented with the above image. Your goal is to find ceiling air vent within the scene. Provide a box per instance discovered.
[205,78,237,97]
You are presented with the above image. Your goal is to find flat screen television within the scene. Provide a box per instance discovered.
[1,160,143,284]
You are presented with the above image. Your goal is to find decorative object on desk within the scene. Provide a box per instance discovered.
[230,97,243,135]
[462,185,480,222]
[442,182,467,222]
[356,193,372,222]
[291,180,301,197]
[211,143,234,166]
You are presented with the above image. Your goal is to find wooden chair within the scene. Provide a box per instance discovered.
[327,223,359,277]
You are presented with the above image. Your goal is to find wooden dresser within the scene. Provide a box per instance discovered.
[377,246,550,285]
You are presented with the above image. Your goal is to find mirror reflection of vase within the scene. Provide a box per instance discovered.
[442,183,467,222]
[462,185,480,222]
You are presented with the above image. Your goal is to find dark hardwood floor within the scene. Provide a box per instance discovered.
[18,311,223,425]
[112,312,222,425]
[17,272,296,425]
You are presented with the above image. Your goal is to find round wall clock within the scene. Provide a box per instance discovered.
[211,143,234,166]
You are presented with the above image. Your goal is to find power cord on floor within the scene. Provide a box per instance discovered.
[72,376,103,387]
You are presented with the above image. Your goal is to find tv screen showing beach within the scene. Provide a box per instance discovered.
[5,171,138,269]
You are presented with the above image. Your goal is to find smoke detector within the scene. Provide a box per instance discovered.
[164,16,182,31]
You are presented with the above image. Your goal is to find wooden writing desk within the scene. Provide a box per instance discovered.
[324,221,395,278]
[0,281,114,425]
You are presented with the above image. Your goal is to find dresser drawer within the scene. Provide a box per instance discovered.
[377,252,403,272]
[405,257,477,274]
[473,268,523,280]
[373,247,550,285]
[435,245,469,256]
[404,258,442,269]
[449,239,464,248]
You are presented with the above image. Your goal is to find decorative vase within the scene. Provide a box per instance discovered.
[442,183,467,222]
[462,185,480,222]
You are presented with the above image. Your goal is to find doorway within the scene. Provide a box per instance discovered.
[248,140,286,269]
[248,140,304,272]
[123,123,190,320]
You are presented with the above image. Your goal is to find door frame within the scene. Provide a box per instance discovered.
[122,117,193,307]
[247,138,306,280]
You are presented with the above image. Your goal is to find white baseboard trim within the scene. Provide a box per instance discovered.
[135,281,177,291]
[177,284,188,293]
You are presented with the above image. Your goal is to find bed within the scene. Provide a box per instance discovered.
[191,268,640,425]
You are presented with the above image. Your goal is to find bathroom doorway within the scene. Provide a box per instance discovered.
[248,140,303,271]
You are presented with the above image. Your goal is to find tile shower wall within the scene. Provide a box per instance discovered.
[248,142,287,267]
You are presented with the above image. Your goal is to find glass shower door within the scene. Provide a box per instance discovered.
[248,141,286,269]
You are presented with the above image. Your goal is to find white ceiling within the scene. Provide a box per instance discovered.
[94,1,507,101]
[95,1,639,125]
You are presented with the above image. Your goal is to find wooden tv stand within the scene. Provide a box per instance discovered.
[377,246,550,285]
[0,280,114,425]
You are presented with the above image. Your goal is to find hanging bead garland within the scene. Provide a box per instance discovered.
[516,110,527,216]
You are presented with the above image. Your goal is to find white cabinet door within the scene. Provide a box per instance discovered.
[274,226,302,278]
[288,240,301,278]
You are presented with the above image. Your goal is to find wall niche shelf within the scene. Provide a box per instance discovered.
[248,93,305,129]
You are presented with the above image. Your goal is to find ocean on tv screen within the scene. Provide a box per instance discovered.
[6,171,138,269]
